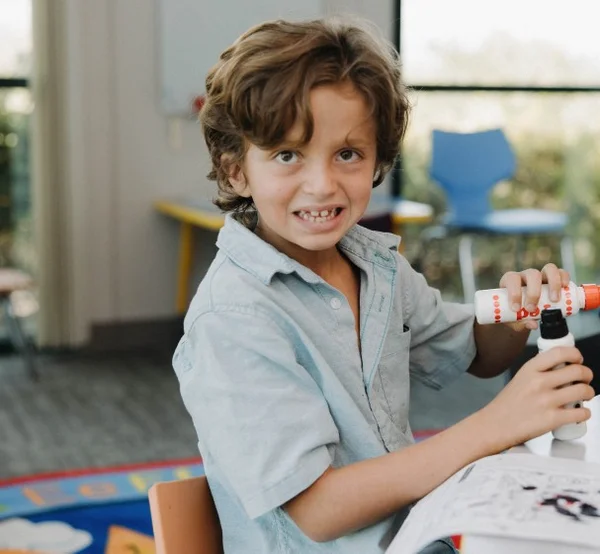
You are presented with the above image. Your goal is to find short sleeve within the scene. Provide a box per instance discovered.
[396,256,477,390]
[174,308,339,519]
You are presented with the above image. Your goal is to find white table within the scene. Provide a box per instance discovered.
[463,396,600,553]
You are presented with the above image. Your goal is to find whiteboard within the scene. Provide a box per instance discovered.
[157,0,324,115]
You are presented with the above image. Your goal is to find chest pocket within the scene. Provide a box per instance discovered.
[369,327,413,452]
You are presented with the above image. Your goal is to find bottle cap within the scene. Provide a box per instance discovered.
[582,284,600,310]
[539,308,569,339]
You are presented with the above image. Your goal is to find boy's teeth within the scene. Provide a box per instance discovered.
[297,208,338,222]
[303,209,333,216]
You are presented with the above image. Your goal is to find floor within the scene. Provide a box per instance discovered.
[0,348,507,480]
[0,350,199,479]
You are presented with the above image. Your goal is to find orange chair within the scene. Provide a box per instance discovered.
[149,476,224,554]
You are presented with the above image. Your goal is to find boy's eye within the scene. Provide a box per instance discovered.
[338,149,360,162]
[275,150,298,164]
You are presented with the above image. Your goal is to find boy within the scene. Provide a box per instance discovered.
[173,17,594,553]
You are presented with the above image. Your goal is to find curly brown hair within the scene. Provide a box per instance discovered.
[200,16,411,224]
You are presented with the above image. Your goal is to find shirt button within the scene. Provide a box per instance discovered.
[330,297,342,310]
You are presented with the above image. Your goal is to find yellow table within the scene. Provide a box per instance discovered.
[155,197,433,313]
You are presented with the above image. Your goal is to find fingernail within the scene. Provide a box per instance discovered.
[512,303,521,312]
[550,293,559,302]
[526,304,536,313]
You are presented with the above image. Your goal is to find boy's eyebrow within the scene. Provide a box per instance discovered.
[269,138,374,152]
[266,124,376,152]
[268,138,306,151]
[343,121,377,149]
[342,136,375,150]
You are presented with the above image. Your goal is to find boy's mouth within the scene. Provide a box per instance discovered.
[294,207,343,223]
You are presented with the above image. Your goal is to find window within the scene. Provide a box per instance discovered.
[0,0,34,271]
[402,0,600,87]
[0,1,35,346]
[398,1,600,296]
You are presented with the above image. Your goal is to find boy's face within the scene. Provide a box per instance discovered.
[229,81,377,260]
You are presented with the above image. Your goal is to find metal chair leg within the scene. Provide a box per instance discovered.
[1,295,39,380]
[458,234,477,303]
[515,235,524,271]
[560,236,577,283]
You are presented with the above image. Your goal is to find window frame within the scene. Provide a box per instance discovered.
[392,1,600,196]
[0,78,27,87]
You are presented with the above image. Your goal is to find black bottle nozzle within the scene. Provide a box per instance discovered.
[539,308,569,340]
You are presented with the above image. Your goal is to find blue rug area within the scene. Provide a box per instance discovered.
[0,458,203,553]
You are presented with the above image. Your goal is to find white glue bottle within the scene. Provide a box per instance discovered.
[474,282,600,325]
[537,308,587,441]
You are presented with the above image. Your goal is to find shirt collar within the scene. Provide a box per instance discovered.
[216,213,401,285]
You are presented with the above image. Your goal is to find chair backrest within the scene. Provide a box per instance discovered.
[430,128,516,226]
[149,476,224,554]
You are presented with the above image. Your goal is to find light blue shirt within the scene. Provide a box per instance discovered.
[173,214,476,553]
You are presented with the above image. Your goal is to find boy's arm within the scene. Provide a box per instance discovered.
[467,321,529,378]
[285,347,594,542]
[285,409,494,542]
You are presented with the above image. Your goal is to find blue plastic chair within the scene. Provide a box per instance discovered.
[426,128,575,302]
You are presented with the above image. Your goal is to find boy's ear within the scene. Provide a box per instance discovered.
[222,154,251,197]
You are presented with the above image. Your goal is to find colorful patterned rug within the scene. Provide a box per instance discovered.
[0,430,453,553]
[0,458,204,553]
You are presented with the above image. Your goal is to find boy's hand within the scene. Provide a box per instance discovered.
[479,346,594,452]
[499,263,571,331]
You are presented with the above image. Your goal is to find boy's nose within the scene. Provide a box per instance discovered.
[305,165,337,196]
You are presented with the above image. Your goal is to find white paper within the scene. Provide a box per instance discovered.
[387,453,600,554]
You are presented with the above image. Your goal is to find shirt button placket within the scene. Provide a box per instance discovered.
[329,297,342,310]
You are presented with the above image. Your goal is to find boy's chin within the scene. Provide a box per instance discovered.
[293,235,344,252]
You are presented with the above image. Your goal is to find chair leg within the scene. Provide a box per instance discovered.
[560,236,577,283]
[1,295,39,381]
[515,235,524,271]
[458,235,477,303]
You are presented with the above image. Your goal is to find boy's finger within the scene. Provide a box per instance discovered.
[553,382,596,408]
[499,271,524,311]
[558,268,571,287]
[521,268,542,312]
[541,263,562,302]
[546,364,594,389]
[559,406,592,426]
[524,320,538,331]
[526,347,583,372]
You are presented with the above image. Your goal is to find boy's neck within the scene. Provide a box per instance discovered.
[294,246,349,282]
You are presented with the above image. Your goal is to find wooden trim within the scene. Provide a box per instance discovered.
[154,200,225,231]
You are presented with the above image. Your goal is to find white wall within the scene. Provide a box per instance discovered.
[326,0,393,40]
[65,0,393,341]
